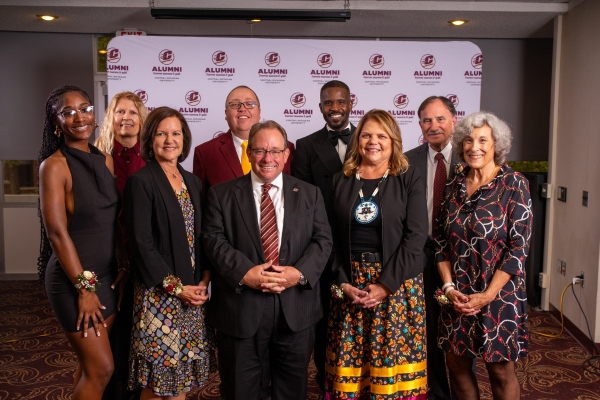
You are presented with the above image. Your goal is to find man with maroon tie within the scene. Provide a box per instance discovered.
[203,120,332,400]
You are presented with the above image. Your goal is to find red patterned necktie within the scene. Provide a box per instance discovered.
[260,183,279,265]
[432,152,447,232]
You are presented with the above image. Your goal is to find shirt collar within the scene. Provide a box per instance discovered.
[113,139,141,155]
[231,131,246,147]
[326,122,351,132]
[427,142,452,164]
[250,170,284,193]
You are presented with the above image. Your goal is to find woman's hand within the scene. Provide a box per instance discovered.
[76,289,106,337]
[460,292,494,316]
[342,284,369,303]
[176,285,207,307]
[111,269,129,310]
[447,289,476,315]
[357,283,391,308]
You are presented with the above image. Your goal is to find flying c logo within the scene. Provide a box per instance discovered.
[186,91,201,106]
[265,52,280,67]
[159,49,174,65]
[107,48,120,63]
[471,53,483,69]
[134,90,148,104]
[393,94,409,109]
[317,53,333,68]
[421,54,435,69]
[446,94,459,108]
[350,93,358,108]
[290,93,306,108]
[212,51,227,66]
[369,54,384,69]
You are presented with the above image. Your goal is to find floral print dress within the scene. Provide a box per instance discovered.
[434,165,532,362]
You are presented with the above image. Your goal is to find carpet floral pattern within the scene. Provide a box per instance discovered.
[0,281,599,399]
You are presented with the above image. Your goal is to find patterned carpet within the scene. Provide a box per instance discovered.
[1,280,599,399]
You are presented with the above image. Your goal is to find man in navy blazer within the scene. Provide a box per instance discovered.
[291,80,356,395]
[406,96,464,400]
[203,120,332,400]
[192,85,294,196]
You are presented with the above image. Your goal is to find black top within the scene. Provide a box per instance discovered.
[350,178,382,252]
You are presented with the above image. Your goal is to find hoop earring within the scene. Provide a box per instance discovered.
[94,122,99,129]
[54,125,62,138]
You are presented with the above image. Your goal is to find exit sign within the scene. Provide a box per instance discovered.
[116,29,146,36]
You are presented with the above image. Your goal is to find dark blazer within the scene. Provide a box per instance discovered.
[330,165,428,293]
[292,124,356,208]
[202,173,332,338]
[192,130,295,196]
[405,142,461,217]
[124,161,205,288]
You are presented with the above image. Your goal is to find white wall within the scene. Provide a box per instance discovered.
[3,208,40,274]
[550,0,600,342]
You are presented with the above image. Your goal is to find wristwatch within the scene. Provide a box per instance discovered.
[298,271,307,285]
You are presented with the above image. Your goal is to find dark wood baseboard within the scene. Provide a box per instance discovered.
[549,303,600,355]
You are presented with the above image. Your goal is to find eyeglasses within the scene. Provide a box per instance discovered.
[227,101,257,110]
[249,149,285,158]
[55,106,94,120]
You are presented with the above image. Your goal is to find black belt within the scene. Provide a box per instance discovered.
[351,252,382,263]
[424,238,436,250]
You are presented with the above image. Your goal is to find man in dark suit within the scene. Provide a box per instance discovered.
[406,96,463,400]
[291,79,355,396]
[203,120,332,400]
[193,85,294,195]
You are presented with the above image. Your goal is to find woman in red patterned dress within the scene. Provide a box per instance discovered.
[434,111,532,400]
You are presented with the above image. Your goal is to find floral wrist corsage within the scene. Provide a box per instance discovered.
[75,271,100,292]
[331,283,347,300]
[163,274,183,295]
[434,288,452,306]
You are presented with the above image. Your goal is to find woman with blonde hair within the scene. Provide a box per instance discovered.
[326,109,429,399]
[95,91,148,195]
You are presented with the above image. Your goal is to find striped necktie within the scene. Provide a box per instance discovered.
[260,183,279,265]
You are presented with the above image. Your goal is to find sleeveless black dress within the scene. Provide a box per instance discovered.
[45,145,120,332]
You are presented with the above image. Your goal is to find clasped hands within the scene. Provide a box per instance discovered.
[447,290,492,316]
[176,281,209,307]
[241,260,300,294]
[342,283,391,308]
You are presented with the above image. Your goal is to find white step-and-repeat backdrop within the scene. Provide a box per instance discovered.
[107,36,482,170]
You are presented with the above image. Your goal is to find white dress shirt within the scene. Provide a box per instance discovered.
[426,143,452,236]
[327,123,351,163]
[251,171,284,251]
[231,132,246,162]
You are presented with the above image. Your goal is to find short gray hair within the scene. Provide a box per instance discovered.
[452,111,512,165]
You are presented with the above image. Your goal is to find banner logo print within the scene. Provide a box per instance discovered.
[186,91,201,106]
[420,54,436,69]
[265,52,280,67]
[350,93,358,108]
[446,94,459,108]
[393,94,409,109]
[212,50,228,66]
[134,90,148,104]
[471,53,483,69]
[369,54,384,69]
[107,48,121,63]
[159,49,175,65]
[317,53,333,68]
[290,92,306,108]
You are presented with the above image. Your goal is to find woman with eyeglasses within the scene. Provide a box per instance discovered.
[434,112,532,399]
[38,85,128,399]
[124,107,216,399]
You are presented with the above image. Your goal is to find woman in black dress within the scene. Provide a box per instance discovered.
[38,85,128,399]
[434,111,532,399]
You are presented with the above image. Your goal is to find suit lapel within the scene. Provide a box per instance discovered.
[220,131,244,178]
[233,175,263,258]
[313,127,342,175]
[280,175,299,264]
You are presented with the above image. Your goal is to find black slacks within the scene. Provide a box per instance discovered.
[216,294,315,400]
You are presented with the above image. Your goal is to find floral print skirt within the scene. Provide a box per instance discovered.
[128,282,217,396]
[326,261,428,400]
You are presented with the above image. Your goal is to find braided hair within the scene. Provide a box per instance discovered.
[37,85,93,283]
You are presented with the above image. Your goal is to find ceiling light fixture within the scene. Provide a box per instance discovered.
[449,20,467,26]
[151,8,351,22]
[250,19,262,23]
[98,50,108,54]
[38,15,58,21]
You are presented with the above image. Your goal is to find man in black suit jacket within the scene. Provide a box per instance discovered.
[291,80,355,395]
[203,120,332,400]
[406,96,464,400]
